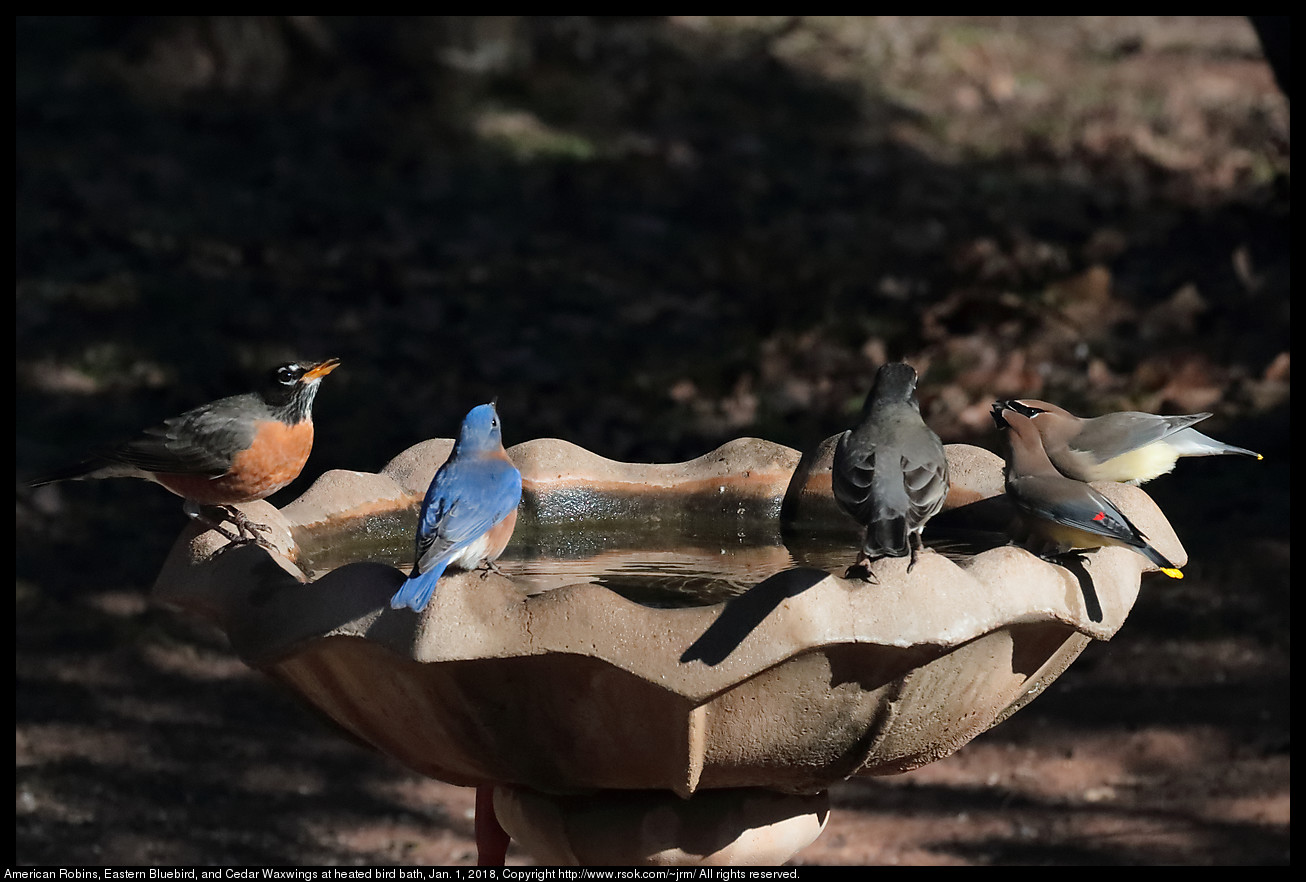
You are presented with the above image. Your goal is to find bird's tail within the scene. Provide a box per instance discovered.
[862,515,910,561]
[28,458,123,487]
[1139,543,1184,580]
[1168,428,1263,461]
[389,560,449,613]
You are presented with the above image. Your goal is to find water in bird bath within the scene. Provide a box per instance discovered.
[291,504,867,608]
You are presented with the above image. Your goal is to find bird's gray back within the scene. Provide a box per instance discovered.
[1072,411,1209,463]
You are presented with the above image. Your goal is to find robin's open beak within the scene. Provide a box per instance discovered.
[302,358,341,381]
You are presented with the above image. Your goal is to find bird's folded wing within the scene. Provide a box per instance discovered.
[103,403,258,476]
[415,463,521,574]
[1072,411,1209,463]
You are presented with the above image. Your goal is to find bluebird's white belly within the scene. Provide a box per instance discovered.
[448,534,492,571]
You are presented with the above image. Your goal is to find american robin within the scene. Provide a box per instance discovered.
[1001,409,1183,579]
[390,402,522,613]
[31,358,340,543]
[832,362,950,578]
[991,398,1261,485]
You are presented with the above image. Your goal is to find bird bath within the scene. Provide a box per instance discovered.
[152,435,1186,866]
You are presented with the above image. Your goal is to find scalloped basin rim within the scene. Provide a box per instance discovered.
[274,436,805,532]
[155,441,1170,684]
[153,439,1184,674]
[171,549,1133,679]
[151,436,1185,796]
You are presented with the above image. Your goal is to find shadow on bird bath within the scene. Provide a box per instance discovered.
[679,568,827,666]
[152,435,1184,866]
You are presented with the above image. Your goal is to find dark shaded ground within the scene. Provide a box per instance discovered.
[15,16,1289,865]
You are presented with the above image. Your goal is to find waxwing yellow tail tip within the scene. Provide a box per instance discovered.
[1257,454,1265,461]
[1162,567,1184,580]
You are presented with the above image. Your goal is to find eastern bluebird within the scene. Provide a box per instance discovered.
[832,362,950,577]
[390,402,523,613]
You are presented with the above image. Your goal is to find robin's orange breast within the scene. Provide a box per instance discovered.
[154,419,315,505]
[482,507,519,562]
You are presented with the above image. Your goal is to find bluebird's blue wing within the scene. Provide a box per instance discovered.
[391,458,522,613]
[412,458,520,575]
[389,459,464,613]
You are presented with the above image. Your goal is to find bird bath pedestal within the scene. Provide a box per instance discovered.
[152,436,1185,866]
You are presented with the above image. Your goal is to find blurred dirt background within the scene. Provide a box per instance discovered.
[15,16,1289,865]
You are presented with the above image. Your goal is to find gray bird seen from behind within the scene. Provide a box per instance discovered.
[832,362,950,579]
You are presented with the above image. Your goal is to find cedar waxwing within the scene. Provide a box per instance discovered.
[991,398,1262,485]
[832,362,950,575]
[1001,410,1183,579]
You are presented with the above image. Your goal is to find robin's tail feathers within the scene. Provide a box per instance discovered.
[29,459,138,487]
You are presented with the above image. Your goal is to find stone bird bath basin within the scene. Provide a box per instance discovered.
[152,435,1185,865]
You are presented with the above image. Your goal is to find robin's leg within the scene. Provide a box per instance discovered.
[182,500,274,549]
[182,499,243,543]
[220,505,273,544]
